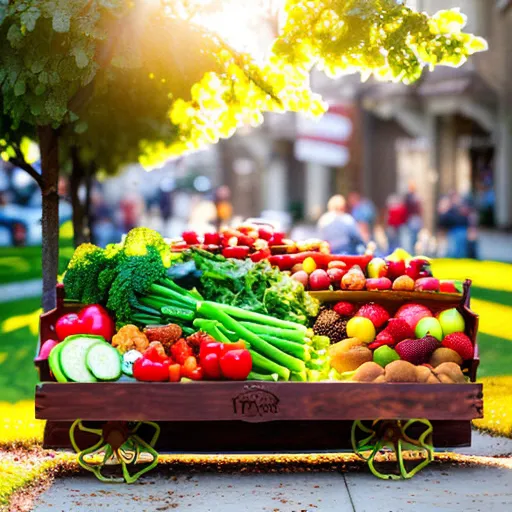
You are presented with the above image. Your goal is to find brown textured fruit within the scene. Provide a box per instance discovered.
[427,373,441,384]
[434,362,466,384]
[313,309,348,343]
[374,375,386,383]
[384,360,418,382]
[330,345,373,374]
[415,365,434,383]
[429,347,463,367]
[352,362,385,382]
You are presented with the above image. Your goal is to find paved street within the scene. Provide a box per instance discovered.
[33,433,512,512]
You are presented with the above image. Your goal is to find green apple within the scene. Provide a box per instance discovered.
[415,317,443,341]
[437,308,465,337]
[373,346,400,368]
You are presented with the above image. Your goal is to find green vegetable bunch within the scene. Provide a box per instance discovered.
[63,227,179,324]
[190,249,319,326]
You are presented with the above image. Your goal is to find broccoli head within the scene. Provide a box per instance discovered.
[63,243,108,304]
[106,245,168,325]
[122,227,173,268]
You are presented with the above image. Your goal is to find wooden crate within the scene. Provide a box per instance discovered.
[35,282,482,452]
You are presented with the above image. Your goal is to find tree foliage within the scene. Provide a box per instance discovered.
[1,0,486,165]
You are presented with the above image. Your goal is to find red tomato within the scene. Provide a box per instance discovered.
[182,231,200,245]
[222,246,250,259]
[219,349,252,380]
[55,313,83,341]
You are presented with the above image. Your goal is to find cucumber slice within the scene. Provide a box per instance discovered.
[87,343,122,381]
[48,342,67,383]
[59,335,104,383]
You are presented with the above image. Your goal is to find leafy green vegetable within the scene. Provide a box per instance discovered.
[189,249,319,326]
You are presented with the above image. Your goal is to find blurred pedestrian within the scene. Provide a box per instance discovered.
[120,191,144,233]
[90,191,117,247]
[437,192,470,258]
[386,194,407,253]
[348,192,377,243]
[404,182,423,254]
[215,185,233,230]
[317,194,365,254]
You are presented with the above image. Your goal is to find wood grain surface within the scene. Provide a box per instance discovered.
[36,382,483,422]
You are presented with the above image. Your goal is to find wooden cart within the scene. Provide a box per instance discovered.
[35,283,483,482]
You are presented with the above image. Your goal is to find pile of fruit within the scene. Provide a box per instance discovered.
[173,225,330,261]
[290,248,462,293]
[37,227,475,385]
[314,301,473,383]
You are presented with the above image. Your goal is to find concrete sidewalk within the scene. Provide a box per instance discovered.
[33,433,512,512]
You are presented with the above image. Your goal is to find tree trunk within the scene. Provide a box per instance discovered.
[69,147,86,247]
[84,163,94,244]
[38,125,60,312]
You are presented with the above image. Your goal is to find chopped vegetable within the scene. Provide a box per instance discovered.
[59,335,106,383]
[86,343,122,381]
[48,342,67,383]
[121,350,143,376]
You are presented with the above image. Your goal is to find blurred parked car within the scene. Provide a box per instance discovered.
[0,202,72,246]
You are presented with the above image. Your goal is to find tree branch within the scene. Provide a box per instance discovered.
[9,146,43,188]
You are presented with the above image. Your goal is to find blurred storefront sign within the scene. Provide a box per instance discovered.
[294,104,354,167]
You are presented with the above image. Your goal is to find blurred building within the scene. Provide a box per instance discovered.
[220,0,512,233]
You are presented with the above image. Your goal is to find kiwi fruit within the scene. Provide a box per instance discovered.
[434,362,465,384]
[352,362,385,382]
[429,348,463,367]
[384,360,418,383]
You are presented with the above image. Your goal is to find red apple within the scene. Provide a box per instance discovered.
[309,269,331,291]
[327,268,345,288]
[386,259,406,280]
[395,303,433,330]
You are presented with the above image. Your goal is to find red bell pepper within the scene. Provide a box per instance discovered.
[182,231,200,245]
[204,232,221,245]
[55,304,115,341]
[222,246,250,259]
[219,349,252,380]
[133,356,171,382]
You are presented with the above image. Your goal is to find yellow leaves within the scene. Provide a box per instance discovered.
[0,401,44,446]
[429,9,467,35]
[1,308,42,337]
[473,376,512,438]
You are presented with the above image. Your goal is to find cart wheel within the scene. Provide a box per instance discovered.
[69,419,161,483]
[351,419,434,480]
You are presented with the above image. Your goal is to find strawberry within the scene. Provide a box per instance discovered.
[395,336,440,365]
[373,318,414,348]
[355,303,390,329]
[333,301,356,317]
[442,332,474,360]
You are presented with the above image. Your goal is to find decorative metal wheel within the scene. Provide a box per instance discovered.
[69,420,160,483]
[351,419,434,480]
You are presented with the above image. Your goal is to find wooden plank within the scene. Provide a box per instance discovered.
[43,420,472,452]
[36,382,483,422]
